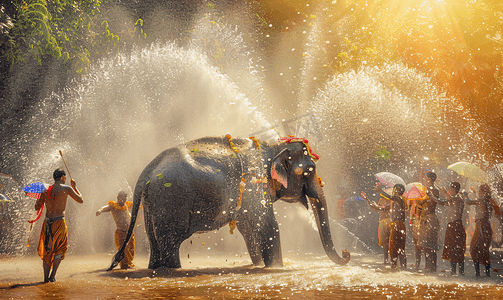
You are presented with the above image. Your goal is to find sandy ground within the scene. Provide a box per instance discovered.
[2,251,503,299]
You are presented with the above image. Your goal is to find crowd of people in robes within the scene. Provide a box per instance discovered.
[361,167,502,277]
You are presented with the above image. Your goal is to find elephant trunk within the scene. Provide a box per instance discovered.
[308,184,350,265]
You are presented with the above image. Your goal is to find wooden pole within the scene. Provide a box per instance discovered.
[59,150,72,180]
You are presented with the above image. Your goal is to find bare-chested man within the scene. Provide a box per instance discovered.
[35,168,83,283]
[96,190,135,269]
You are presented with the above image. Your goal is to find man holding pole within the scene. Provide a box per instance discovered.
[35,167,83,283]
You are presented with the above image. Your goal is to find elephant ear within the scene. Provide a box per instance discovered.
[271,149,291,189]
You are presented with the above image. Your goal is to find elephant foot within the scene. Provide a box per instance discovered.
[148,261,161,269]
[251,260,265,268]
[149,256,181,269]
[265,260,283,268]
[148,253,162,269]
[148,259,181,269]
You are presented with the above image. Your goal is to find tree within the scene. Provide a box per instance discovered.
[1,0,120,74]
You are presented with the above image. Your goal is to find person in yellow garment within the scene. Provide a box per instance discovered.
[35,168,84,283]
[361,191,392,264]
[96,190,135,269]
[374,183,407,270]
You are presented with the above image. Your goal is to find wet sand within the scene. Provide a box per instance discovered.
[2,251,503,299]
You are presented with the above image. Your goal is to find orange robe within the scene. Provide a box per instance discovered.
[114,230,135,269]
[38,218,68,268]
[109,200,135,269]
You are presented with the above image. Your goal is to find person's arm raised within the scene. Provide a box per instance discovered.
[434,187,450,205]
[373,185,392,201]
[68,179,83,203]
[361,191,379,210]
[462,191,478,205]
[96,204,112,216]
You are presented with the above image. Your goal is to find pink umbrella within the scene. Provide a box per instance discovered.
[403,182,428,201]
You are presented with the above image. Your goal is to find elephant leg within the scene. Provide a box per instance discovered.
[144,207,162,269]
[158,238,182,269]
[259,216,283,268]
[237,214,283,267]
[237,220,263,266]
[153,218,187,269]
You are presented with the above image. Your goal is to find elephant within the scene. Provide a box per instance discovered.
[109,135,350,270]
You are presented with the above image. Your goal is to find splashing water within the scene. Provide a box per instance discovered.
[303,63,459,193]
[2,5,503,298]
[1,17,279,256]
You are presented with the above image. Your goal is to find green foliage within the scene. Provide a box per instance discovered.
[374,145,391,162]
[1,0,121,74]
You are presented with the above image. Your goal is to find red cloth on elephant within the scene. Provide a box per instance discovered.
[470,218,492,265]
[389,220,406,264]
[441,219,466,263]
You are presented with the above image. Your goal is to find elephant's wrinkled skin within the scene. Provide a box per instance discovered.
[109,136,350,269]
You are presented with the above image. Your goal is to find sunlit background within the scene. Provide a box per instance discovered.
[0,0,502,274]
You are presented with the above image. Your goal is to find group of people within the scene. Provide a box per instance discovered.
[361,168,500,277]
[34,168,135,283]
[31,164,501,282]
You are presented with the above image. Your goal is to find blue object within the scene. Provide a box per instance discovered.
[22,182,48,198]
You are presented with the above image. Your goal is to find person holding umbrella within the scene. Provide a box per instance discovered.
[360,190,392,264]
[373,183,407,270]
[35,167,83,283]
[365,172,405,265]
[464,184,494,277]
[437,182,466,275]
[411,169,440,273]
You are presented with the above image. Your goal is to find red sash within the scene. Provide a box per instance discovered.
[28,185,53,224]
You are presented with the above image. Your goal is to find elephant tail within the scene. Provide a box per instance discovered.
[107,190,144,271]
